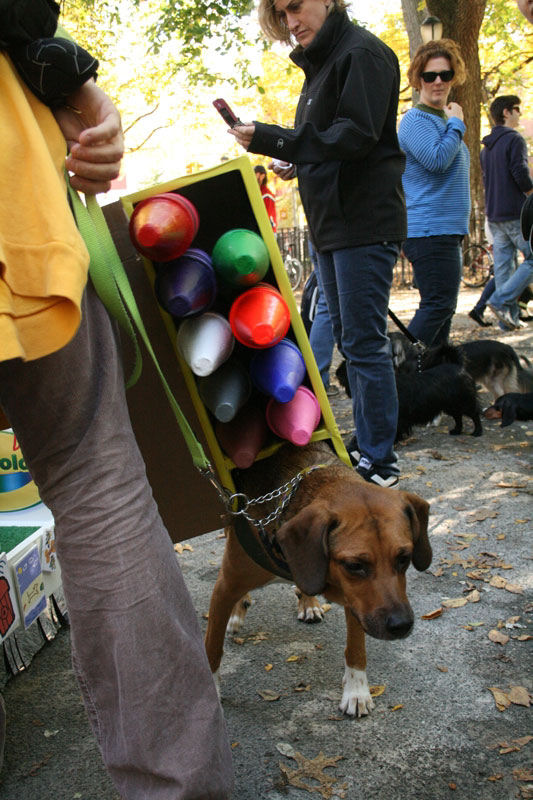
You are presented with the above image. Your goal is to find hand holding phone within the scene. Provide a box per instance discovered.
[213,98,243,128]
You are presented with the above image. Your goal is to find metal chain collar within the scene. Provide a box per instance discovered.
[200,463,328,532]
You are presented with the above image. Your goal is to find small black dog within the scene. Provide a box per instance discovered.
[389,333,533,401]
[335,355,482,440]
[484,392,533,427]
[395,363,483,440]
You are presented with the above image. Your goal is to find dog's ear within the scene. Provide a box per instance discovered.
[276,503,332,596]
[402,492,432,571]
[500,397,517,428]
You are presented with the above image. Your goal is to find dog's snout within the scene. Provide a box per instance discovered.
[363,604,414,640]
[385,611,413,639]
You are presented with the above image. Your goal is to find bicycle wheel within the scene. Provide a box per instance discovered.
[462,244,493,288]
[285,257,304,291]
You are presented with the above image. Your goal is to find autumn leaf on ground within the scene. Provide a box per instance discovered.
[174,542,193,553]
[258,690,281,702]
[489,575,508,589]
[488,687,512,711]
[442,597,468,609]
[421,608,443,620]
[278,750,347,799]
[369,685,386,697]
[488,629,510,646]
[466,589,481,603]
[508,686,531,707]
[488,686,531,711]
[467,508,499,523]
[505,583,524,595]
[514,767,533,782]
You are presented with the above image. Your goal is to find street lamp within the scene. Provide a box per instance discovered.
[420,15,443,43]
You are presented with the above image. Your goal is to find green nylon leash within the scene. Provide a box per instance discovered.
[67,181,212,473]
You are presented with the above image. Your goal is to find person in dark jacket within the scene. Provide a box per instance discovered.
[481,95,533,330]
[229,0,406,488]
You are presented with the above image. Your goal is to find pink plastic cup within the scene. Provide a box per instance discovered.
[229,283,290,349]
[266,386,321,446]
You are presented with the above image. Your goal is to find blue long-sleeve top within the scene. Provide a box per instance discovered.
[398,104,471,238]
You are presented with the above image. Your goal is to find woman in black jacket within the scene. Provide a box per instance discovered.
[231,0,406,487]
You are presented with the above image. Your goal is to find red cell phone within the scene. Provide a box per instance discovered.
[213,98,242,128]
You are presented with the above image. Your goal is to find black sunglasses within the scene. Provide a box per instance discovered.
[512,105,521,113]
[421,69,455,83]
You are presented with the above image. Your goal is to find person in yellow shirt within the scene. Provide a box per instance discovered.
[0,3,233,797]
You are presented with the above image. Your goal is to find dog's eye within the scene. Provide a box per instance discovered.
[341,560,370,578]
[396,553,411,573]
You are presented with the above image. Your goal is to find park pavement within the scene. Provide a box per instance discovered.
[0,287,531,800]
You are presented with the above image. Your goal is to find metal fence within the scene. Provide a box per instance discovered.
[276,226,414,289]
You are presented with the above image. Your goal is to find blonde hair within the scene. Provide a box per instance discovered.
[258,0,350,44]
[407,39,467,90]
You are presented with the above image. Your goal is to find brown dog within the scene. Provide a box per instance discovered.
[204,441,431,717]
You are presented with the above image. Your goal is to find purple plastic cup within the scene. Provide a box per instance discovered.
[155,248,216,318]
[250,338,306,403]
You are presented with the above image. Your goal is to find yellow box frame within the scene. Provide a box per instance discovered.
[121,156,350,493]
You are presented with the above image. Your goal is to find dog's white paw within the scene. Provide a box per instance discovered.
[339,665,375,717]
[226,594,252,635]
[226,613,244,635]
[295,588,324,623]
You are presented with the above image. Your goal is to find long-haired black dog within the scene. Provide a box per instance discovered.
[335,339,483,440]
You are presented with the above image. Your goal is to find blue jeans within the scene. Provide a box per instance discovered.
[402,235,463,346]
[488,219,533,322]
[308,243,335,387]
[315,243,399,474]
[473,276,495,314]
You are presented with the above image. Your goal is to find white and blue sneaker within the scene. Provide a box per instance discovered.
[356,457,399,489]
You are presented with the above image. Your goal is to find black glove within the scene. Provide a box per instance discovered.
[9,37,99,108]
[0,0,59,47]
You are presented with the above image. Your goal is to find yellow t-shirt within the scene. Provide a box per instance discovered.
[0,53,89,361]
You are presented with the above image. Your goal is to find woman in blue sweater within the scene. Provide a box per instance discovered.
[399,39,470,346]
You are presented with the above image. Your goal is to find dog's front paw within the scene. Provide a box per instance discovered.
[340,666,375,717]
[294,588,324,623]
[226,594,252,635]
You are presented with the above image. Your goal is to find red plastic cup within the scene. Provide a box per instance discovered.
[215,405,268,468]
[229,283,290,349]
[266,386,321,446]
[129,192,199,262]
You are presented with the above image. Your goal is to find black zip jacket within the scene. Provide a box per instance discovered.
[0,0,98,107]
[249,11,406,251]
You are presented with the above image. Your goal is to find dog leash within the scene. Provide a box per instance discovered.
[387,308,426,372]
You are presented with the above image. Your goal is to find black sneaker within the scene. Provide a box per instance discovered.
[345,434,361,465]
[356,458,399,489]
[468,309,492,327]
